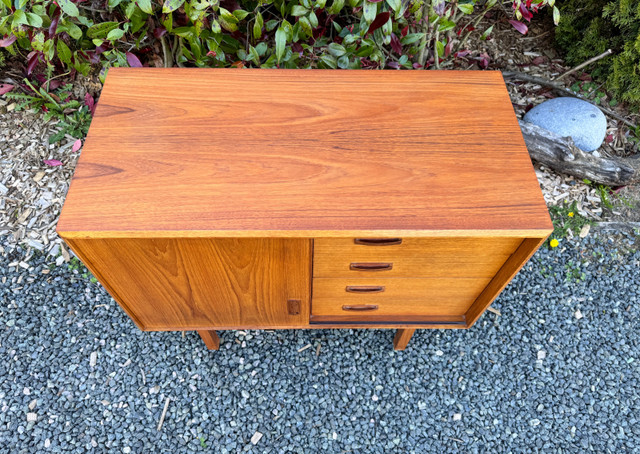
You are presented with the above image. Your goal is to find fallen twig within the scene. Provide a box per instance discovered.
[554,49,613,81]
[157,397,171,431]
[503,71,638,129]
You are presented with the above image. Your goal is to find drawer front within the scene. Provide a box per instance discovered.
[313,237,522,278]
[311,277,492,317]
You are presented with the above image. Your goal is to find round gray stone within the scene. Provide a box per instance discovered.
[523,97,607,152]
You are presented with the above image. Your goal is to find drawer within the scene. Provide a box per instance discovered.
[313,237,522,278]
[311,277,492,318]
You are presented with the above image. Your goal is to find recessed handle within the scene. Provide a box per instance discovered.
[354,238,402,246]
[350,262,393,272]
[342,305,379,311]
[345,285,385,293]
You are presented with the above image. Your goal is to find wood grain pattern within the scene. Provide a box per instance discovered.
[57,68,552,239]
[311,277,491,317]
[64,238,311,330]
[393,329,416,350]
[313,237,521,278]
[465,237,548,327]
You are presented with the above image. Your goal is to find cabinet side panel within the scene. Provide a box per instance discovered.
[64,238,311,330]
[464,237,548,327]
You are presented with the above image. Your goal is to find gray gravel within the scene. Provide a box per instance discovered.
[1,232,639,453]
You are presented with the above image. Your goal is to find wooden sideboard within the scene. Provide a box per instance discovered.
[57,68,552,350]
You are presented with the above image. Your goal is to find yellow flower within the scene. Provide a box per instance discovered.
[568,212,574,217]
[550,239,559,248]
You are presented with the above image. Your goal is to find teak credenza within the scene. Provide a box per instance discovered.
[57,68,552,351]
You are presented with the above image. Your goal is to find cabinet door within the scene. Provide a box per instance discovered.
[65,238,311,330]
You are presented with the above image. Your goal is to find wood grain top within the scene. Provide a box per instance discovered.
[57,68,552,238]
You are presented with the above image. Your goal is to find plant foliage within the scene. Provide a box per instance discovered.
[0,0,554,78]
[555,0,640,106]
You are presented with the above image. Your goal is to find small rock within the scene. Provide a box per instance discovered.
[123,447,131,453]
[23,387,31,396]
[575,310,583,320]
[44,439,50,448]
[453,413,462,421]
[90,352,97,367]
[537,350,546,360]
[29,399,37,410]
[523,97,607,152]
[26,413,37,422]
[250,431,263,445]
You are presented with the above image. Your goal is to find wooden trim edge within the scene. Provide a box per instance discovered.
[464,236,549,327]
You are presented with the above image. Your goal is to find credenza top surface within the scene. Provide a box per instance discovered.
[57,68,552,238]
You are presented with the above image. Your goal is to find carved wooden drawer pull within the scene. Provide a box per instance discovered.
[345,285,385,293]
[349,262,393,271]
[342,305,379,311]
[354,238,402,246]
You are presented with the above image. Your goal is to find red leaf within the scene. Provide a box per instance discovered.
[401,26,408,37]
[43,159,63,166]
[390,33,402,54]
[509,20,528,35]
[27,52,41,75]
[454,50,471,58]
[84,93,96,115]
[48,10,61,38]
[126,52,143,67]
[578,73,592,81]
[605,134,614,144]
[444,40,452,58]
[518,3,533,22]
[387,61,400,69]
[531,56,545,65]
[153,27,167,39]
[0,84,14,95]
[412,63,423,69]
[0,35,17,48]
[206,50,217,57]
[367,12,390,36]
[72,139,82,152]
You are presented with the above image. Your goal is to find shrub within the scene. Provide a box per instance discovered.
[0,0,553,80]
[555,0,640,106]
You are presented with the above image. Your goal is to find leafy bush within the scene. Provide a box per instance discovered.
[0,0,554,79]
[555,0,640,106]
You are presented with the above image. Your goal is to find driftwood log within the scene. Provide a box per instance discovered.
[519,120,640,186]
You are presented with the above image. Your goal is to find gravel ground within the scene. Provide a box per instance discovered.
[0,232,639,453]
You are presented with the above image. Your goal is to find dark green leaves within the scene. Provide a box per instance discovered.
[87,22,119,39]
[58,0,79,18]
[275,26,286,64]
[162,0,185,13]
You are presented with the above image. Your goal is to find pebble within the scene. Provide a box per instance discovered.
[523,97,607,152]
[250,432,263,445]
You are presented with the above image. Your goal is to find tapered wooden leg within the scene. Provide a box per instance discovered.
[393,329,416,351]
[198,330,220,350]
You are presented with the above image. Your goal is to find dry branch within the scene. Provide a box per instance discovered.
[519,120,640,186]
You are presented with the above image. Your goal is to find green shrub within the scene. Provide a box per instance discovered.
[555,0,640,106]
[0,0,554,80]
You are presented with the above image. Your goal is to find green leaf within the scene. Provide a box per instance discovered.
[320,54,337,68]
[87,22,119,39]
[219,8,238,23]
[436,40,444,57]
[57,40,72,64]
[552,6,560,25]
[362,0,377,24]
[309,10,318,28]
[400,33,424,45]
[275,26,286,64]
[315,0,326,9]
[480,24,493,40]
[248,45,260,65]
[437,19,456,32]
[327,0,344,15]
[291,5,309,16]
[107,28,125,40]
[162,0,185,13]
[337,54,349,68]
[137,0,153,14]
[58,0,80,17]
[12,10,28,26]
[265,19,278,32]
[65,22,83,40]
[108,0,124,7]
[26,12,43,27]
[253,11,263,39]
[387,0,400,11]
[327,42,346,57]
[457,3,473,14]
[211,19,221,33]
[299,16,312,36]
[233,9,250,20]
